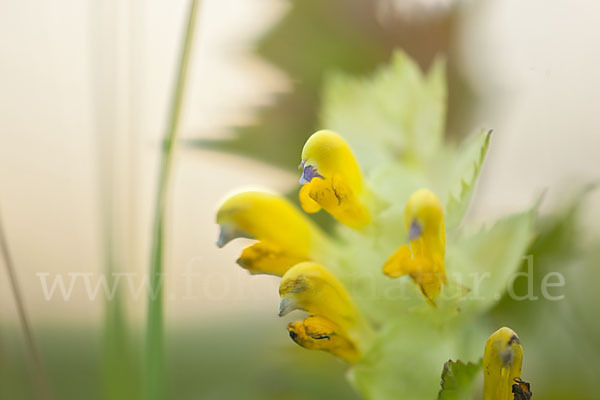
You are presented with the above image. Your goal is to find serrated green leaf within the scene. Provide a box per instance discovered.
[448,206,536,314]
[445,130,491,230]
[321,51,447,172]
[438,359,482,400]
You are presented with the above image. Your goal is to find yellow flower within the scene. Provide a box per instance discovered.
[216,191,328,276]
[279,262,371,361]
[483,327,524,400]
[298,130,371,229]
[382,188,446,304]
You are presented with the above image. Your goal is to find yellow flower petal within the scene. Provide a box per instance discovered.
[288,315,360,363]
[299,130,371,229]
[382,189,446,304]
[483,327,524,400]
[279,261,371,352]
[382,245,432,277]
[299,183,322,213]
[216,191,327,276]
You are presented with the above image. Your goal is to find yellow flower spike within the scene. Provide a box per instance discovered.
[216,191,328,276]
[279,262,371,353]
[483,327,524,400]
[298,130,371,229]
[287,316,360,363]
[382,188,446,304]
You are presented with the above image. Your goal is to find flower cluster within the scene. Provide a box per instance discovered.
[215,53,536,399]
[217,129,453,361]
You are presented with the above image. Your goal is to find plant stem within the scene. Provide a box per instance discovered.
[0,211,53,400]
[144,2,200,400]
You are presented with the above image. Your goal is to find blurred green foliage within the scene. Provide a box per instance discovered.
[0,320,359,400]
[488,186,600,398]
[190,0,472,171]
[0,326,102,400]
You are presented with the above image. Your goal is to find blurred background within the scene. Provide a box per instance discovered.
[1,0,599,399]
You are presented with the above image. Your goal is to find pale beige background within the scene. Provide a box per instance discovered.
[1,0,598,330]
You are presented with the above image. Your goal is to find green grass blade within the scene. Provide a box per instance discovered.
[144,2,200,400]
[103,292,138,400]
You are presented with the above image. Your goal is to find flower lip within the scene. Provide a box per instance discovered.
[286,316,360,363]
[288,328,298,340]
[408,219,423,240]
[299,163,324,185]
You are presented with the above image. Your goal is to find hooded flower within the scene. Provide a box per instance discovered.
[382,188,446,304]
[216,191,329,276]
[483,327,524,400]
[298,130,372,229]
[279,262,372,362]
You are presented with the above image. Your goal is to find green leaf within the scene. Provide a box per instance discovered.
[491,184,597,321]
[321,51,447,172]
[445,130,491,230]
[438,359,482,400]
[448,206,537,314]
